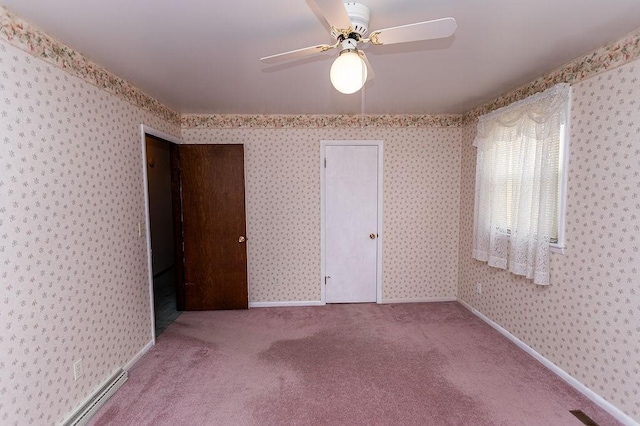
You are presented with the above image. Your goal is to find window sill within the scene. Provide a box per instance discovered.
[550,244,565,255]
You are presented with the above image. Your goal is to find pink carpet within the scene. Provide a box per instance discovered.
[89,302,619,425]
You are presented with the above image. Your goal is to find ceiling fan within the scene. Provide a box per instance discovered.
[260,0,457,94]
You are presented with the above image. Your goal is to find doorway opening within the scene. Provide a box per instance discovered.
[141,125,183,339]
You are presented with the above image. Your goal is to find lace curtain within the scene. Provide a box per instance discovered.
[472,83,571,285]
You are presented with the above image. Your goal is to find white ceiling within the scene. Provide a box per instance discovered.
[2,0,640,115]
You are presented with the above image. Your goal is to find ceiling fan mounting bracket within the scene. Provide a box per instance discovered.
[336,31,361,43]
[331,2,370,40]
[338,38,359,53]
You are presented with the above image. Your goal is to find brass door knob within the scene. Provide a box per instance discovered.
[238,236,246,243]
[369,233,376,239]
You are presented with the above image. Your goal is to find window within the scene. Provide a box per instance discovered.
[490,123,568,246]
[472,83,571,285]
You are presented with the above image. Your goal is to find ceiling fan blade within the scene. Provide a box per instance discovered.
[359,51,375,81]
[309,0,352,31]
[369,17,457,45]
[260,44,337,64]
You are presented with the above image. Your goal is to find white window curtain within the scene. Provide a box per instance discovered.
[472,83,571,285]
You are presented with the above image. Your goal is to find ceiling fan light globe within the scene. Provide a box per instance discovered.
[330,51,367,94]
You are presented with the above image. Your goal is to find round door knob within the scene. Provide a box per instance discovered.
[369,233,376,239]
[238,236,246,243]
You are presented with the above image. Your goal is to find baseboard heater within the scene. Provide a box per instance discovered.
[62,369,128,426]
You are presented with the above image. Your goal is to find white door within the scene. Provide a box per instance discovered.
[324,144,380,303]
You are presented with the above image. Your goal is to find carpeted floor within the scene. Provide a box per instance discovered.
[89,302,620,425]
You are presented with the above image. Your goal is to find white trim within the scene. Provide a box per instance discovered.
[320,145,326,304]
[141,124,182,145]
[458,299,638,426]
[249,300,325,308]
[123,339,154,372]
[376,144,384,304]
[555,86,572,253]
[381,297,457,304]
[140,124,182,342]
[320,140,384,304]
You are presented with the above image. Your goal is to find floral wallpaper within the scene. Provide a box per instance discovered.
[0,39,180,425]
[458,60,640,422]
[0,6,180,126]
[181,127,462,303]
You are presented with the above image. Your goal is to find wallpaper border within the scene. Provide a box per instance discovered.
[181,114,465,129]
[0,6,180,126]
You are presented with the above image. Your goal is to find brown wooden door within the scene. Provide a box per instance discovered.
[178,144,248,310]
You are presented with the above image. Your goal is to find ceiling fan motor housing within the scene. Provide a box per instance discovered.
[331,2,370,40]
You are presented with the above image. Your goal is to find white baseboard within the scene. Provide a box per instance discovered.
[457,299,638,426]
[249,300,325,308]
[249,298,458,307]
[381,297,457,304]
[123,339,154,372]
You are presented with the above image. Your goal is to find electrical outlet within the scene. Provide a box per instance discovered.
[73,359,84,381]
[476,282,482,294]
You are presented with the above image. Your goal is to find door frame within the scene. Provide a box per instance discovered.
[140,124,182,342]
[320,140,384,304]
